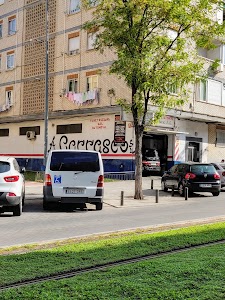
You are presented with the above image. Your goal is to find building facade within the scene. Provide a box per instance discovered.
[1,0,225,172]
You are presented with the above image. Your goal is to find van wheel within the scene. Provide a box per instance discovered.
[13,199,22,216]
[43,200,51,211]
[95,203,103,210]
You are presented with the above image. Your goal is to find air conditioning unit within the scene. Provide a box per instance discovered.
[26,131,36,140]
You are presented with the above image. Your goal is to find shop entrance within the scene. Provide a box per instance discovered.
[142,133,168,174]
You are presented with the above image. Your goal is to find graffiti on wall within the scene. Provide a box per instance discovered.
[49,135,134,154]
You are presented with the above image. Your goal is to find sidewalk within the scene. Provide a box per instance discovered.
[25,176,186,208]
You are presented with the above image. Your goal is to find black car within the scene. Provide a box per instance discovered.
[161,163,221,196]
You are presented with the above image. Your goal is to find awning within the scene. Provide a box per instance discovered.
[145,127,189,135]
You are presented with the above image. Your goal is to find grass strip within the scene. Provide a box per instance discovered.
[1,243,225,299]
[1,222,225,286]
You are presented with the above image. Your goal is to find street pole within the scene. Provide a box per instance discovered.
[44,0,49,167]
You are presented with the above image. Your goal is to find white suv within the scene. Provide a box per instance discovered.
[0,156,25,216]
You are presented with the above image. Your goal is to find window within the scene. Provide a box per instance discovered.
[168,82,178,95]
[0,22,2,38]
[19,126,40,135]
[87,75,98,91]
[6,90,12,106]
[0,129,9,137]
[199,81,207,101]
[67,78,78,93]
[0,0,4,5]
[69,0,80,14]
[8,17,16,35]
[56,124,82,134]
[68,34,80,55]
[216,129,225,146]
[87,31,97,50]
[6,52,15,69]
[197,79,225,106]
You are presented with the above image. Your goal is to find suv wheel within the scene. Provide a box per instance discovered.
[178,183,184,197]
[13,199,22,216]
[212,191,220,196]
[161,181,168,192]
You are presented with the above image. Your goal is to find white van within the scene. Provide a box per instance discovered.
[43,150,104,210]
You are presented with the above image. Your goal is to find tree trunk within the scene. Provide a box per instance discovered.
[134,126,143,199]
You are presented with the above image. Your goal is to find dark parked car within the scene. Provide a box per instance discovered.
[161,162,221,196]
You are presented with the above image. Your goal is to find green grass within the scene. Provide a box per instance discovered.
[1,222,225,287]
[1,243,225,299]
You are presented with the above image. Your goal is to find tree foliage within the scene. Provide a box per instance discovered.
[84,0,225,199]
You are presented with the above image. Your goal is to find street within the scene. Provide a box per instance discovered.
[1,190,225,248]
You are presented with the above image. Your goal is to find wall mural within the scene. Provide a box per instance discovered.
[49,135,134,154]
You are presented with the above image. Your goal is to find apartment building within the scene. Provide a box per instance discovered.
[0,0,225,172]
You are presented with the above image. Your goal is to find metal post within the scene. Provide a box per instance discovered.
[185,187,188,200]
[171,185,175,196]
[151,179,153,189]
[155,189,159,203]
[44,0,49,167]
[120,191,124,206]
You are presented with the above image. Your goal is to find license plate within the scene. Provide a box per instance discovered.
[199,184,212,188]
[65,188,85,194]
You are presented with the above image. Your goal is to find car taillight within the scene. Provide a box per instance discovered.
[97,175,104,187]
[4,176,19,182]
[7,192,16,197]
[143,161,151,166]
[185,173,196,179]
[156,162,160,166]
[214,173,220,179]
[45,174,52,186]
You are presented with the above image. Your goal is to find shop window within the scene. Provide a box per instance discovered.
[69,0,80,14]
[56,124,82,134]
[8,17,16,35]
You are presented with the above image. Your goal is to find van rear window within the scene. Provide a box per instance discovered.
[50,152,100,172]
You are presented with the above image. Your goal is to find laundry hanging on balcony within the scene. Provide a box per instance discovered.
[0,103,12,113]
[65,89,99,106]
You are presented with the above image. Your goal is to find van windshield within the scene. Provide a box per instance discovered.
[50,152,100,172]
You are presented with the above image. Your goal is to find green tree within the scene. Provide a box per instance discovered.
[84,0,225,199]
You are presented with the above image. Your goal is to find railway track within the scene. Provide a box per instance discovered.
[1,239,225,291]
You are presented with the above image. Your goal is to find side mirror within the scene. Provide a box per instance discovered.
[20,167,26,174]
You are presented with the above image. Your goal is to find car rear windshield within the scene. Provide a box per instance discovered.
[50,152,100,172]
[144,149,159,160]
[190,164,216,174]
[0,161,10,173]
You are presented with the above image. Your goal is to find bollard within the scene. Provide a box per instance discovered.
[151,179,154,190]
[120,191,124,206]
[171,185,175,196]
[155,189,159,203]
[185,187,188,200]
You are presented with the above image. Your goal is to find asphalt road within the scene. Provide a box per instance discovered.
[1,191,225,248]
